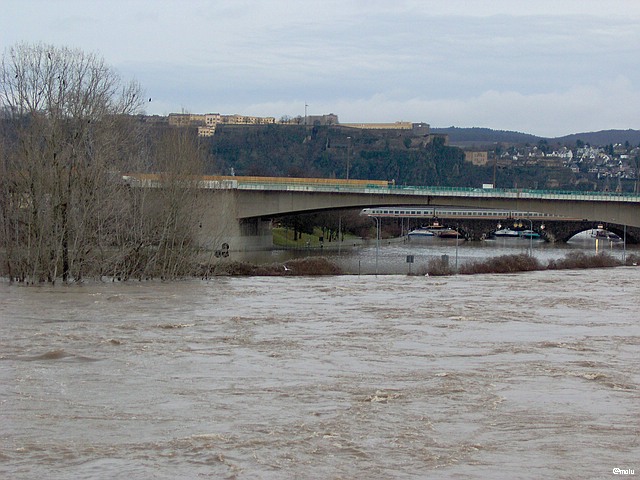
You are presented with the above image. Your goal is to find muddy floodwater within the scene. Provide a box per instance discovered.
[1,267,639,479]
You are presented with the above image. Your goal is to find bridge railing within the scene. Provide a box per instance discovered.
[124,173,640,203]
[235,181,640,203]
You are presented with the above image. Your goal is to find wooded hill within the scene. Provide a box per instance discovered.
[203,124,592,191]
[206,124,487,187]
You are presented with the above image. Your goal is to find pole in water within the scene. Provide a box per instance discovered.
[375,217,380,276]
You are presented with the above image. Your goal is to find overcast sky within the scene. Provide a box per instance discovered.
[2,0,639,137]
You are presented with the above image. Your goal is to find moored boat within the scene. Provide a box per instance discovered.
[590,229,622,242]
[492,228,520,238]
[437,228,461,239]
[408,220,461,239]
[520,229,541,239]
[408,228,436,237]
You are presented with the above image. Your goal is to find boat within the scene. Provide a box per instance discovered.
[425,221,460,238]
[437,228,461,239]
[493,228,520,238]
[408,220,461,239]
[590,229,622,242]
[520,229,541,239]
[408,228,435,238]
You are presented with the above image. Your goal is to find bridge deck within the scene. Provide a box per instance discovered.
[123,174,640,227]
[124,173,640,204]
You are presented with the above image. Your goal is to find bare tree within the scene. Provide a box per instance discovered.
[1,43,233,283]
[0,43,143,282]
[138,128,206,279]
[99,126,237,281]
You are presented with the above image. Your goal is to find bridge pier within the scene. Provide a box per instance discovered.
[236,218,273,250]
[195,191,273,253]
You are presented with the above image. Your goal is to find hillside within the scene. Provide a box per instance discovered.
[432,126,640,147]
[553,129,640,146]
[431,127,540,147]
[206,124,476,186]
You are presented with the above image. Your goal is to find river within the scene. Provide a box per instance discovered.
[1,251,638,478]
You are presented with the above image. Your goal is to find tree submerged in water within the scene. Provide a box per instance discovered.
[0,43,212,283]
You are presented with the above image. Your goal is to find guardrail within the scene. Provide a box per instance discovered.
[123,173,640,203]
[235,181,640,203]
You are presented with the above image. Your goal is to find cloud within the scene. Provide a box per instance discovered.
[3,1,640,136]
[244,76,639,138]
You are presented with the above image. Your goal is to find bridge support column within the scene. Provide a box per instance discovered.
[235,218,273,251]
[195,190,273,253]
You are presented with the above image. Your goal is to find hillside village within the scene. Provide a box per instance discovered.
[465,143,640,191]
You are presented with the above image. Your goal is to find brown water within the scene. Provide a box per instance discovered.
[1,268,639,479]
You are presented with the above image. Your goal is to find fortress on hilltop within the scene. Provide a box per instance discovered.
[165,112,442,142]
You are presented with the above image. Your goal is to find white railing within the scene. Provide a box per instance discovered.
[234,181,640,203]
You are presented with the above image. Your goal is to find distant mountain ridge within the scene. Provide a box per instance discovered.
[553,129,640,146]
[432,127,640,147]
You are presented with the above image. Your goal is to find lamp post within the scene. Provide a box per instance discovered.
[455,222,459,273]
[374,216,380,275]
[520,218,533,256]
[338,214,342,256]
[623,224,627,263]
[346,136,351,180]
[514,219,533,255]
[376,216,380,275]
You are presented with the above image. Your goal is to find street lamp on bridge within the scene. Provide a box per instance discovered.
[346,136,351,180]
[513,219,534,256]
[373,216,380,275]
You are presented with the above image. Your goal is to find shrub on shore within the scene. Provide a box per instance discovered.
[418,251,631,277]
[204,257,342,277]
[625,254,640,266]
[547,251,621,270]
[459,253,542,275]
[418,257,455,276]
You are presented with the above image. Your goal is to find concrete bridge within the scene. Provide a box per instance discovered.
[229,180,640,249]
[124,175,640,250]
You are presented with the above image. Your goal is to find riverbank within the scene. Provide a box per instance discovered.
[204,251,640,278]
[3,247,638,282]
[420,251,639,276]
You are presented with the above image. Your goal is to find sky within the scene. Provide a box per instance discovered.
[2,0,639,137]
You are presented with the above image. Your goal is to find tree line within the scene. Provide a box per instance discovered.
[206,124,478,186]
